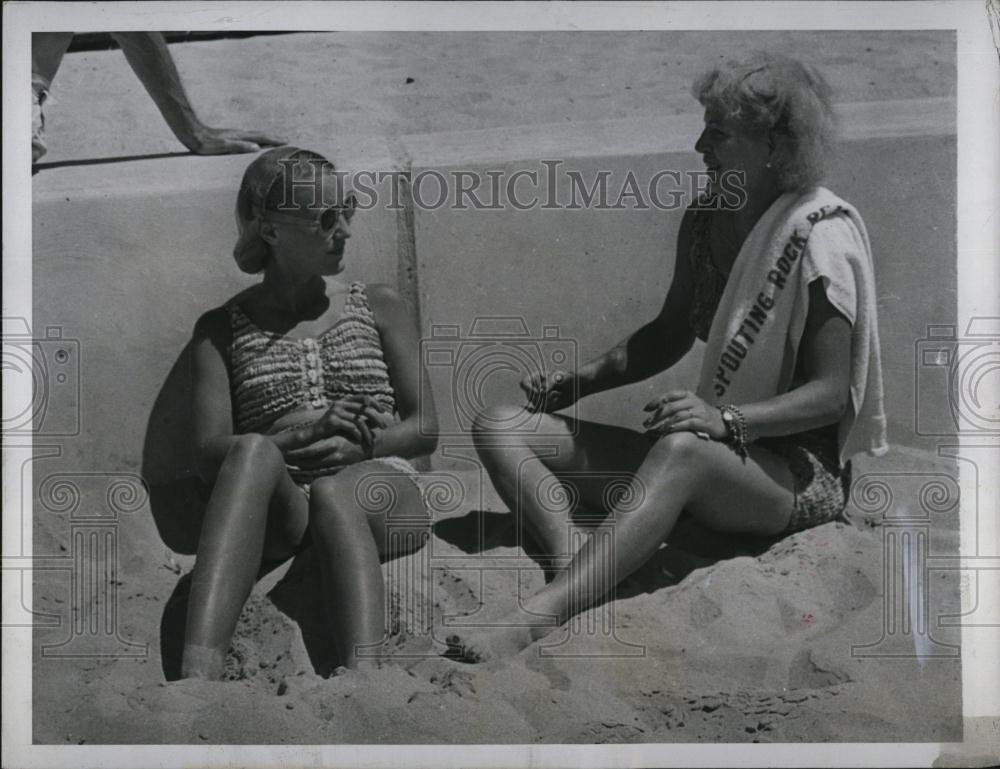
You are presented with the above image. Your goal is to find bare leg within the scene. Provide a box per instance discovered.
[308,464,427,669]
[462,418,796,661]
[109,32,285,154]
[32,33,74,87]
[182,434,307,679]
[473,406,650,566]
[32,33,75,161]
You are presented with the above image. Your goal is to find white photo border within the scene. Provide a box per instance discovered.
[3,2,997,767]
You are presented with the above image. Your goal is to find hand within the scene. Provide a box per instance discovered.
[307,396,396,461]
[185,126,286,155]
[311,396,371,443]
[354,396,397,453]
[643,390,727,440]
[359,397,397,431]
[354,397,398,458]
[285,434,367,469]
[519,369,582,413]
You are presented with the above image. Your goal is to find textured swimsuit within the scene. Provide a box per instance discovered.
[688,208,851,534]
[226,281,423,493]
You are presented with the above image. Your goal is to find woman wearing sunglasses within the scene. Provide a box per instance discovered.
[182,147,437,679]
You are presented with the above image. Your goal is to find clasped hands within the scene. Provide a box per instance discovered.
[284,395,395,469]
[521,370,726,441]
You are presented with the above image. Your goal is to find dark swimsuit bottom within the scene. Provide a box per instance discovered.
[689,206,851,535]
[755,426,852,534]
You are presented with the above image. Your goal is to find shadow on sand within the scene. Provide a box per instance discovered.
[33,151,194,174]
[141,340,206,557]
[159,553,333,681]
[160,507,777,680]
[160,542,435,680]
[433,507,779,598]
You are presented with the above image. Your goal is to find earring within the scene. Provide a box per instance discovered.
[765,161,772,169]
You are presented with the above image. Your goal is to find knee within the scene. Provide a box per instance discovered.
[308,474,348,511]
[308,473,365,528]
[224,433,283,474]
[647,431,712,470]
[472,404,529,440]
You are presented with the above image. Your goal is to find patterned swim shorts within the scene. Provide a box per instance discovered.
[755,426,852,535]
[291,456,430,510]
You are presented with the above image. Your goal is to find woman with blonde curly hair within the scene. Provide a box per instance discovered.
[182,147,437,679]
[454,53,887,662]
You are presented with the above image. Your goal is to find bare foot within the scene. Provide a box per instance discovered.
[180,644,226,680]
[332,658,383,677]
[445,619,555,664]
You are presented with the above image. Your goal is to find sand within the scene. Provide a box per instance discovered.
[30,31,966,749]
[32,446,964,745]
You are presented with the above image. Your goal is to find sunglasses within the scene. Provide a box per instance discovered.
[257,193,358,233]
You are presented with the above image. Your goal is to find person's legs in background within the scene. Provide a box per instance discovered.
[32,33,75,162]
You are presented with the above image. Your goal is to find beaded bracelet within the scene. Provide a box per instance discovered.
[719,404,749,459]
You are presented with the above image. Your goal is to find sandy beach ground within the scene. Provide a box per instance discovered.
[29,31,970,748]
[32,447,964,745]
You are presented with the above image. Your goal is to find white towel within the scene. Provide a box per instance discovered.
[695,187,888,465]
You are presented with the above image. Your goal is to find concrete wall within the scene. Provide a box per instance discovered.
[30,98,955,550]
